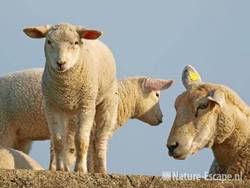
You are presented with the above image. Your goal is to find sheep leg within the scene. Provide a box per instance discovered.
[94,95,118,173]
[63,118,77,170]
[74,103,96,173]
[45,109,69,171]
[49,141,71,171]
[0,126,17,149]
[49,118,78,171]
[49,141,56,171]
[87,129,95,173]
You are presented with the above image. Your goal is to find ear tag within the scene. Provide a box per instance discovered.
[188,71,201,81]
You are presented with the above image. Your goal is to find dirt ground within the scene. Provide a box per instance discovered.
[0,169,249,188]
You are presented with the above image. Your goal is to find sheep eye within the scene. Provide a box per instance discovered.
[195,102,209,117]
[47,40,52,45]
[198,103,209,109]
[74,41,79,45]
[156,93,160,98]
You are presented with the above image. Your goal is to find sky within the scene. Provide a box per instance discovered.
[0,0,250,176]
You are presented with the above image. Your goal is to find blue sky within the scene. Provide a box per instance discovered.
[1,0,250,175]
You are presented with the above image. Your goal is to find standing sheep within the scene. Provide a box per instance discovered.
[23,23,118,173]
[60,76,174,172]
[0,68,173,171]
[0,69,46,154]
[0,146,44,170]
[167,65,250,178]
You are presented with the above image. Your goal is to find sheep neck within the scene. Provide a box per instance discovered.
[44,60,84,87]
[212,104,250,170]
[116,79,139,128]
[42,60,85,113]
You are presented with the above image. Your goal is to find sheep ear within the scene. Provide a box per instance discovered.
[78,28,102,40]
[142,78,174,92]
[23,25,51,38]
[208,90,225,108]
[182,65,202,90]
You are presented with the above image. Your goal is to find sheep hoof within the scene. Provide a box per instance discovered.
[49,165,56,171]
[74,165,86,173]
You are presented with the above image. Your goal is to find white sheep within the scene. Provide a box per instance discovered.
[23,23,118,173]
[0,146,44,170]
[0,68,173,172]
[181,65,222,176]
[60,76,174,172]
[181,65,232,177]
[167,65,250,178]
[0,68,46,154]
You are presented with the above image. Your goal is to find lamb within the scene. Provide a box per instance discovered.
[23,23,118,173]
[58,76,174,172]
[0,146,44,170]
[0,68,46,154]
[167,65,250,178]
[0,68,173,171]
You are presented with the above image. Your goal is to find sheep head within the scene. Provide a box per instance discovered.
[167,65,233,160]
[136,78,174,125]
[23,23,102,72]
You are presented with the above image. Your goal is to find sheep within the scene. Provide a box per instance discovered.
[182,65,233,176]
[58,76,174,172]
[167,65,250,178]
[182,65,224,176]
[0,146,44,170]
[0,68,173,171]
[0,68,46,154]
[23,23,118,173]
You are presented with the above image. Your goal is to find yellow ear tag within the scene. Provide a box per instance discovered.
[188,71,200,81]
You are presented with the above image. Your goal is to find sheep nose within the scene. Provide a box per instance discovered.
[157,113,163,124]
[167,142,179,155]
[57,60,66,66]
[158,119,163,124]
[56,60,66,70]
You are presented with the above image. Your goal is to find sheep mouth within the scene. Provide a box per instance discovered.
[168,147,191,160]
[149,122,161,126]
[148,119,163,126]
[56,66,67,72]
[168,140,194,160]
[171,152,190,160]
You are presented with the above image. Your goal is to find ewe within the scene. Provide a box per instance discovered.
[167,65,250,178]
[0,69,173,171]
[181,65,227,176]
[24,23,118,173]
[0,146,43,170]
